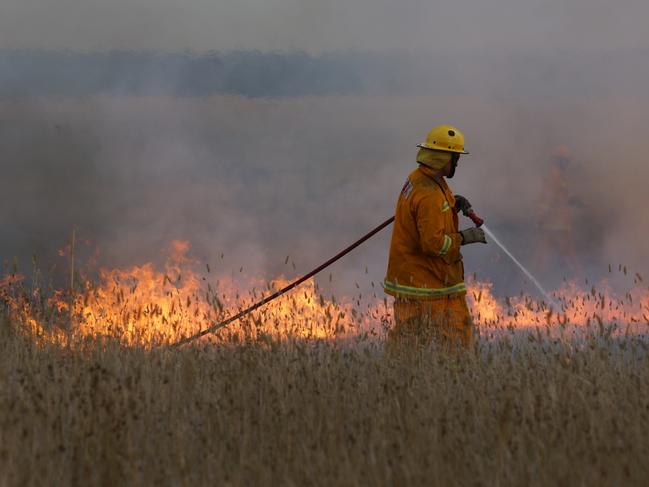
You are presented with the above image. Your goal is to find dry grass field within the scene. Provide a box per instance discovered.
[1,308,648,486]
[2,88,649,486]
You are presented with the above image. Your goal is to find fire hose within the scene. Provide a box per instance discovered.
[171,208,484,348]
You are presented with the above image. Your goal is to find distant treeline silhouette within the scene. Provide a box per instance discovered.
[0,49,648,98]
[0,50,447,97]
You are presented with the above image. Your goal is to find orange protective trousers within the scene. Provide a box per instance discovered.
[388,295,474,353]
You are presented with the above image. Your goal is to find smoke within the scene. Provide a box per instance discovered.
[1,0,649,298]
[1,88,648,298]
[2,0,649,53]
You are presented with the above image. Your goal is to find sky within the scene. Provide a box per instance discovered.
[2,0,649,53]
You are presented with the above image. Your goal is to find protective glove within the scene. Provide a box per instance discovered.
[454,194,472,215]
[460,227,487,245]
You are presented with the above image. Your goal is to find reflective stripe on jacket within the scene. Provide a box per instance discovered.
[384,165,465,299]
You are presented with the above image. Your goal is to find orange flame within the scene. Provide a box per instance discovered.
[0,241,388,346]
[467,277,649,336]
[1,241,647,347]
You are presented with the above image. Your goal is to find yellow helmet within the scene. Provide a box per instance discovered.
[418,125,469,154]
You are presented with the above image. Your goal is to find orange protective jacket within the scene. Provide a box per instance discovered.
[384,165,466,299]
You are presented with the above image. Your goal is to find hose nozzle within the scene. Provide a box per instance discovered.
[463,208,484,227]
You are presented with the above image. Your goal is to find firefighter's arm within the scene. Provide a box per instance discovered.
[413,191,462,262]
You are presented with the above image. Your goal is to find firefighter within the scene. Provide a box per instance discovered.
[384,125,486,354]
[532,146,582,277]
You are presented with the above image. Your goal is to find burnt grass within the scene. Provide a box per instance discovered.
[1,314,649,486]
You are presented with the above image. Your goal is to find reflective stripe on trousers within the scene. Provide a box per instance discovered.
[384,280,467,298]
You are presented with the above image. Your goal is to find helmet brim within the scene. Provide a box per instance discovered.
[416,144,469,155]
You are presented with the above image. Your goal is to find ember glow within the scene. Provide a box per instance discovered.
[1,241,647,347]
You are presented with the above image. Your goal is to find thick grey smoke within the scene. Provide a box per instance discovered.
[1,90,648,298]
[1,0,649,299]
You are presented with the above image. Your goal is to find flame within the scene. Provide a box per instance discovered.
[1,241,647,347]
[0,241,388,346]
[467,277,649,335]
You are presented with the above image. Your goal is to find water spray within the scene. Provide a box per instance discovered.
[459,205,559,309]
[481,224,560,310]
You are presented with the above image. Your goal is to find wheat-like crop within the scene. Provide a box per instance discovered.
[1,302,648,486]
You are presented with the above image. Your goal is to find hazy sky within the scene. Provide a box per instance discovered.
[2,0,649,53]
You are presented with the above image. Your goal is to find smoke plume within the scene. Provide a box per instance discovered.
[1,0,649,298]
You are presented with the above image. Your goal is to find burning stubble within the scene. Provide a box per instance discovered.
[1,238,647,348]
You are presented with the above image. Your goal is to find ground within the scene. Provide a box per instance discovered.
[1,315,648,486]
